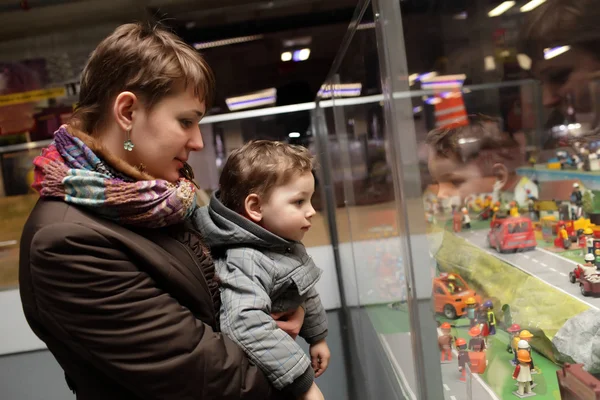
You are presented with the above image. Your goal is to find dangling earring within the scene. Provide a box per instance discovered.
[124,129,134,151]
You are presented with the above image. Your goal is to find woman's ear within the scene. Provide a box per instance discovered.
[113,91,138,132]
[492,163,509,189]
[244,194,263,222]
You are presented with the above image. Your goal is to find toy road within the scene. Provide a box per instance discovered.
[456,229,600,309]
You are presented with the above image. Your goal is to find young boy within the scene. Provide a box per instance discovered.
[194,140,329,400]
[426,115,524,214]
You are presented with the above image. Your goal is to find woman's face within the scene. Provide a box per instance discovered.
[534,47,600,118]
[129,86,206,182]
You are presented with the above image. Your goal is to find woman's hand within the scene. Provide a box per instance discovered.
[272,306,305,339]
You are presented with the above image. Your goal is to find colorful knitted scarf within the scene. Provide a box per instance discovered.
[32,125,197,228]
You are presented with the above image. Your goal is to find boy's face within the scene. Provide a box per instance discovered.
[260,171,316,242]
[428,148,490,205]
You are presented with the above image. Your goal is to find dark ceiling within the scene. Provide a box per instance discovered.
[0,0,487,112]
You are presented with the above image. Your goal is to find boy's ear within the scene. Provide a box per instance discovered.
[244,194,263,222]
[492,163,509,188]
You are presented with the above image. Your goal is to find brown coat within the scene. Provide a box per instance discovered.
[19,198,286,400]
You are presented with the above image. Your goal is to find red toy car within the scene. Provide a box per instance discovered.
[488,217,536,253]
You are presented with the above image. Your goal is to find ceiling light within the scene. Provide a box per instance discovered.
[225,88,277,111]
[288,132,301,138]
[520,0,546,12]
[544,45,571,60]
[453,12,468,20]
[281,51,292,62]
[488,1,515,17]
[484,56,496,71]
[517,53,532,70]
[193,34,263,50]
[318,83,362,98]
[294,48,311,62]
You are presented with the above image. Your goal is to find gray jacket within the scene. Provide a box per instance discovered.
[193,192,328,397]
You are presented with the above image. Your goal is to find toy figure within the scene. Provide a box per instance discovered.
[571,182,583,219]
[462,207,471,229]
[438,322,453,362]
[446,274,457,293]
[465,297,478,327]
[476,305,490,344]
[453,206,462,232]
[518,330,535,370]
[468,325,486,352]
[456,338,469,382]
[518,339,537,385]
[557,222,570,249]
[526,193,537,221]
[509,201,520,217]
[585,228,595,254]
[513,350,535,397]
[580,253,598,277]
[507,323,521,361]
[484,300,496,337]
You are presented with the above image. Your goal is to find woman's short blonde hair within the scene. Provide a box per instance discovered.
[219,140,314,213]
[71,22,215,133]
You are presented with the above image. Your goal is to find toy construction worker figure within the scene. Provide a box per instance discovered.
[585,228,595,254]
[438,322,453,362]
[461,207,471,229]
[571,182,583,219]
[484,300,496,337]
[507,323,521,361]
[518,339,537,386]
[465,297,478,327]
[468,325,486,352]
[557,222,570,249]
[447,274,457,293]
[509,201,520,217]
[513,350,535,397]
[456,338,470,382]
[517,331,535,371]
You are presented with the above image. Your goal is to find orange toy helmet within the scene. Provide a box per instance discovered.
[440,322,451,330]
[455,338,467,347]
[517,349,531,363]
[468,326,481,337]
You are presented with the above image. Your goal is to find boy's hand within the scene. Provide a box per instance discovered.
[309,339,331,378]
[272,306,305,340]
[297,382,324,400]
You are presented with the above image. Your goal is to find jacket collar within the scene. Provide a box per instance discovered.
[209,190,297,249]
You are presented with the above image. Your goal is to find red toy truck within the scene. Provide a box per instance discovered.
[488,217,537,253]
[557,363,600,399]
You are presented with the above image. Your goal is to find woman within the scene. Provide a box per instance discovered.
[521,0,600,146]
[19,23,304,400]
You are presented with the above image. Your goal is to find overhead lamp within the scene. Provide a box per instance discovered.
[420,74,466,90]
[288,132,301,138]
[520,0,546,12]
[544,45,570,60]
[517,53,532,70]
[281,52,292,62]
[294,48,311,62]
[225,88,277,111]
[193,34,263,50]
[488,1,515,17]
[484,56,496,71]
[453,12,468,20]
[318,83,362,98]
